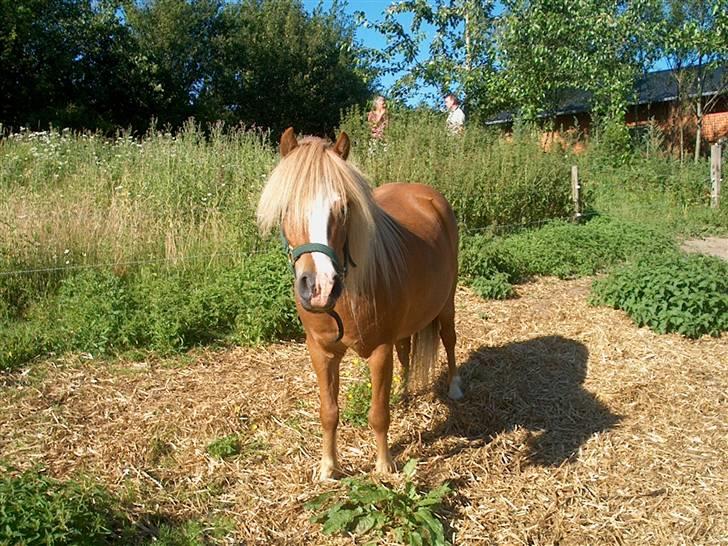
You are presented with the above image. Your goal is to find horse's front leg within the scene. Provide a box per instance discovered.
[368,343,395,473]
[308,338,345,480]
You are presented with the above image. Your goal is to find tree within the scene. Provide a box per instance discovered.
[362,0,502,118]
[123,0,224,128]
[658,0,728,160]
[198,0,373,138]
[0,0,151,131]
[497,0,655,126]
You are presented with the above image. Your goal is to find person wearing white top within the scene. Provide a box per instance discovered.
[444,93,465,134]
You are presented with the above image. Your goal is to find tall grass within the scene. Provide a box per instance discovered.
[577,134,727,235]
[1,113,723,369]
[340,108,575,230]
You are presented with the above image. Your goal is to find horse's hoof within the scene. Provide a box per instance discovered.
[318,462,341,481]
[375,458,396,474]
[448,375,464,400]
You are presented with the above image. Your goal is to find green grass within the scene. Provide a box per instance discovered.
[578,153,727,236]
[1,116,724,369]
[0,465,236,546]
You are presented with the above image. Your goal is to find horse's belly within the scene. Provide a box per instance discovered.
[374,183,458,339]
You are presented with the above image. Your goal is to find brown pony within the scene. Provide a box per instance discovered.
[257,128,462,479]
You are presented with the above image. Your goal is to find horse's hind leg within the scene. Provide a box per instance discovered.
[307,338,345,480]
[368,343,395,473]
[439,291,463,400]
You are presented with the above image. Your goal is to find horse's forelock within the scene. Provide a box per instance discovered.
[257,137,404,296]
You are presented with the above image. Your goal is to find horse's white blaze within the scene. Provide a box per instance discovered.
[306,193,339,307]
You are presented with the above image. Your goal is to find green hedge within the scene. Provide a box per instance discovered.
[460,216,675,298]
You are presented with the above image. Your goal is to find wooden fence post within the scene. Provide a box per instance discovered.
[571,165,582,221]
[711,143,722,209]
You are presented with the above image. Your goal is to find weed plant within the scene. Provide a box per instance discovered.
[591,253,728,338]
[305,460,451,545]
[340,107,575,230]
[0,466,125,545]
[342,361,402,427]
[0,465,235,545]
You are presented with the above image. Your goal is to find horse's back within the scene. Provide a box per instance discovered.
[374,183,458,259]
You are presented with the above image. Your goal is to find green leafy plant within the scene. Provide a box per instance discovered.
[469,272,514,300]
[0,466,124,545]
[342,361,402,428]
[305,460,451,545]
[590,253,728,338]
[206,433,268,460]
[206,434,242,460]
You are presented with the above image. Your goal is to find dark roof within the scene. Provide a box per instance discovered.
[486,65,728,125]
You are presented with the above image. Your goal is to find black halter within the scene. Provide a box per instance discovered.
[280,229,356,342]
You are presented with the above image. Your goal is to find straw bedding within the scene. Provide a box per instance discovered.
[1,277,726,545]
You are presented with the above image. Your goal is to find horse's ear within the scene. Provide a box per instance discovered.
[280,127,298,157]
[332,131,350,160]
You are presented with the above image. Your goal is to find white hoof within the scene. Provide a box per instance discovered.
[448,375,464,400]
[375,457,396,474]
[319,460,340,481]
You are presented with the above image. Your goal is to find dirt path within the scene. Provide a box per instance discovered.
[681,236,728,260]
[1,278,727,545]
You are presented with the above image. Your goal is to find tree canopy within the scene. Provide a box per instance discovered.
[0,0,373,137]
[1,0,725,142]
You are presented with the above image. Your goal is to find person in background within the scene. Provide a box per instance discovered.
[444,93,465,134]
[367,95,388,140]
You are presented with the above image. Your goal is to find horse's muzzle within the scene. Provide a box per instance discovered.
[297,271,343,312]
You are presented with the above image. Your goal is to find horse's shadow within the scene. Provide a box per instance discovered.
[395,335,620,467]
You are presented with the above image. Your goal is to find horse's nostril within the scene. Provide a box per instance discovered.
[297,271,314,300]
[331,274,343,300]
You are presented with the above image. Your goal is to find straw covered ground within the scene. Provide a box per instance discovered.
[1,277,726,545]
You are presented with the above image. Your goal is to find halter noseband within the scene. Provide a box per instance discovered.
[280,228,356,342]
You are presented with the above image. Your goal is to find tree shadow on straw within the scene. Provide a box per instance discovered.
[395,335,621,467]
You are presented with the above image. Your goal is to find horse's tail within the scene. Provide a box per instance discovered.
[409,319,440,389]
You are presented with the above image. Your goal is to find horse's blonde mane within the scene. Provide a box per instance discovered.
[257,136,404,297]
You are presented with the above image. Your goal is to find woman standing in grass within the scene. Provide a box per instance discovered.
[367,95,388,141]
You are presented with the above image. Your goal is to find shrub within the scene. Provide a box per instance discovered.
[0,467,124,545]
[469,273,514,300]
[460,217,676,298]
[53,270,137,354]
[231,249,303,345]
[590,253,728,338]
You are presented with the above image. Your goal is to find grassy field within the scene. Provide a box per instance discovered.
[1,114,727,544]
[1,116,585,370]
